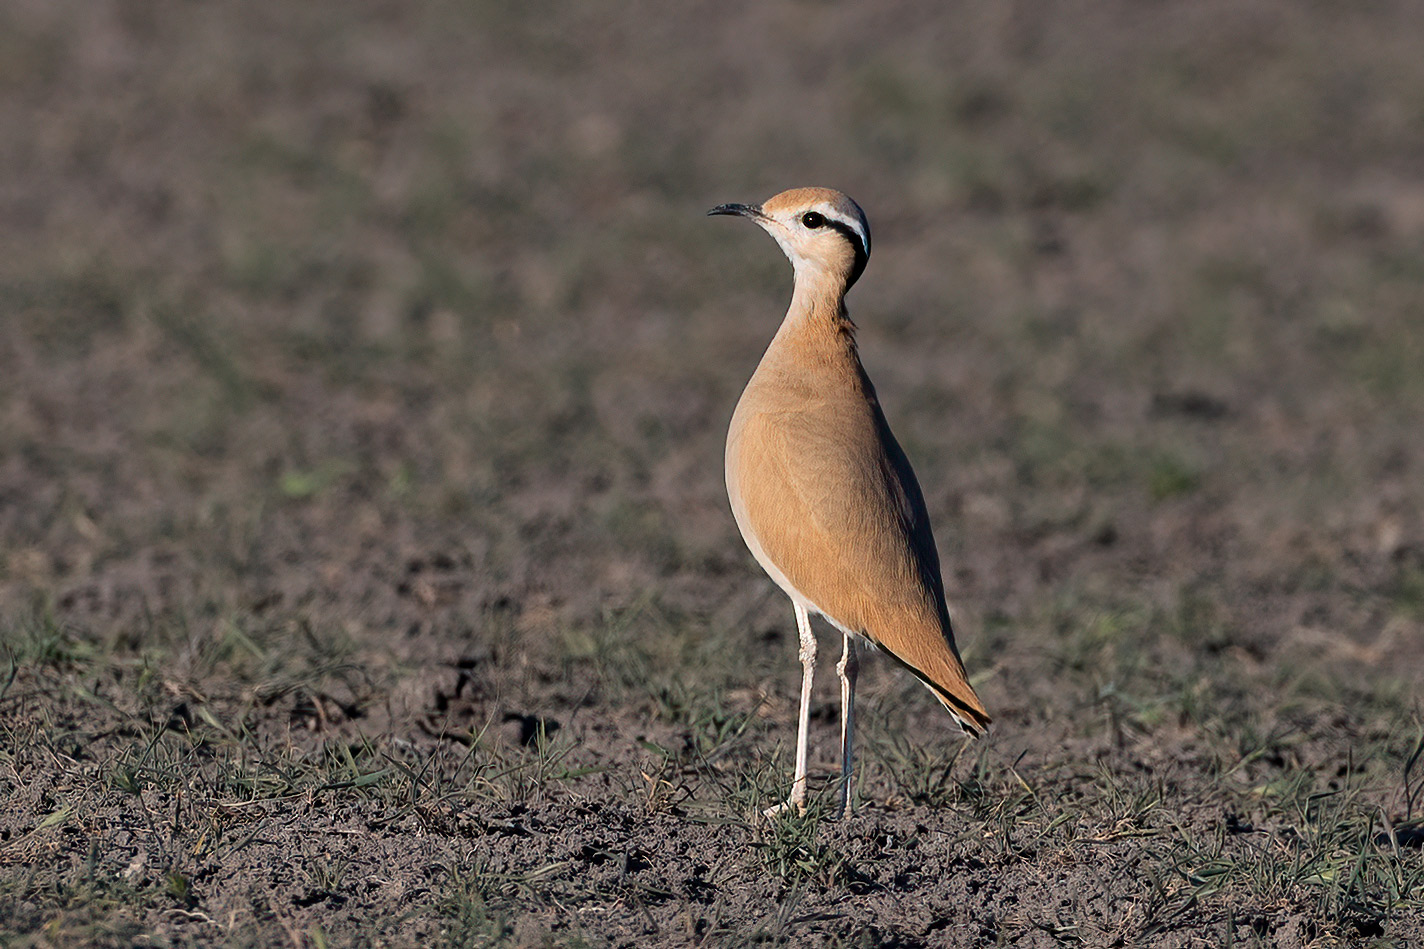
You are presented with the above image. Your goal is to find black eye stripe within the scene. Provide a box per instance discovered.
[823,219,870,287]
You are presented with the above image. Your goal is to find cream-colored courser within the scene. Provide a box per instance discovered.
[710,187,990,819]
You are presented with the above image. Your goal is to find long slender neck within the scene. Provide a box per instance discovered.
[766,268,856,361]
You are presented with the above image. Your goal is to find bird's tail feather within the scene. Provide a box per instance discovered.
[881,649,991,738]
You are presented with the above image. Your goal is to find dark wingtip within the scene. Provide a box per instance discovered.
[945,693,992,738]
[920,677,991,737]
[878,644,991,737]
[952,708,992,739]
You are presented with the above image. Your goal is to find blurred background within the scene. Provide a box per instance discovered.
[2,0,1423,943]
[5,0,1422,655]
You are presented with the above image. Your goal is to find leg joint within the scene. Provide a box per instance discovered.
[836,634,859,677]
[798,633,817,666]
[794,604,817,666]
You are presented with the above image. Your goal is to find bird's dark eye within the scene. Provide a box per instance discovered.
[801,211,825,229]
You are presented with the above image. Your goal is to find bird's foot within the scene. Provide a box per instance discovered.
[838,779,855,820]
[762,798,806,820]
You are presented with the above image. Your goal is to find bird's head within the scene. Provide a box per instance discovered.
[709,187,871,290]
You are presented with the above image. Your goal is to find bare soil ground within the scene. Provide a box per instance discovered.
[2,0,1423,946]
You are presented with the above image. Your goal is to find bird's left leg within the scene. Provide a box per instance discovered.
[837,631,859,819]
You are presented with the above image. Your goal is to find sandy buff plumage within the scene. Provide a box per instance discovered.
[711,187,989,818]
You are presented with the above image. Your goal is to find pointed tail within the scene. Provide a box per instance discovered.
[882,647,992,738]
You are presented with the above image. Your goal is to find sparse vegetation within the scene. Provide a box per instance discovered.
[3,0,1423,945]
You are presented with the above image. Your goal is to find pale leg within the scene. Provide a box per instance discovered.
[765,601,816,818]
[837,632,859,819]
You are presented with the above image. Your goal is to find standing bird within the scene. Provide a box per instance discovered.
[710,188,990,819]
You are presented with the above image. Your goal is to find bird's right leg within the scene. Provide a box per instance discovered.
[764,601,816,818]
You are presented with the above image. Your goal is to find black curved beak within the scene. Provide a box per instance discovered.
[707,202,765,220]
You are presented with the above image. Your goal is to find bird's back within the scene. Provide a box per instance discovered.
[726,317,990,735]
